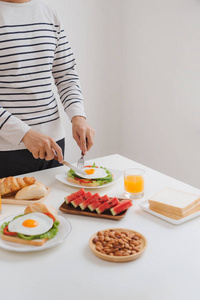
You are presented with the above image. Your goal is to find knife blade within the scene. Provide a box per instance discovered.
[61,160,86,176]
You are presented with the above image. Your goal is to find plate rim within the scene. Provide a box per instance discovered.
[0,214,72,252]
[55,168,123,189]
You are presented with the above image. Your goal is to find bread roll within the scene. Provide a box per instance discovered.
[15,182,47,200]
[24,203,57,219]
[0,176,35,196]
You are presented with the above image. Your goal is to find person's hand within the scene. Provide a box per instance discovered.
[22,129,63,163]
[72,116,95,155]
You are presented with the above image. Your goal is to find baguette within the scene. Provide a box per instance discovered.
[15,181,47,200]
[0,176,35,197]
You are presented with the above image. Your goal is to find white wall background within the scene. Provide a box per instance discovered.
[43,0,200,189]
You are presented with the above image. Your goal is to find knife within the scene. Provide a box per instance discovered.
[61,160,86,176]
[54,154,86,176]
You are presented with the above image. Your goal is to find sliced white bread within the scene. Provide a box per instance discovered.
[1,234,48,246]
[24,203,57,220]
[67,177,98,187]
[148,187,200,216]
[150,201,200,220]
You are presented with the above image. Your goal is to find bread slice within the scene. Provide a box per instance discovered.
[1,234,48,246]
[24,203,57,220]
[67,177,98,187]
[148,187,200,215]
[150,201,200,220]
[1,204,58,246]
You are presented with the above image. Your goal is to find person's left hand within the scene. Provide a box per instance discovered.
[72,116,95,155]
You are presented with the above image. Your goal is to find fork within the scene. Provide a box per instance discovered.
[77,151,85,169]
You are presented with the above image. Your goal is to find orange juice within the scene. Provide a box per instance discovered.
[124,175,144,193]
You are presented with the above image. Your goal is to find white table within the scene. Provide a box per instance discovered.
[1,154,200,300]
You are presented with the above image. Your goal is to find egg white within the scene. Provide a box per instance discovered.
[75,167,108,179]
[8,212,53,236]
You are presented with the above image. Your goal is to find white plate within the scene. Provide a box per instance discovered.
[139,200,200,225]
[0,215,72,252]
[55,168,123,189]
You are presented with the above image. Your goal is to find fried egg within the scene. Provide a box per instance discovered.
[75,167,108,179]
[8,212,53,236]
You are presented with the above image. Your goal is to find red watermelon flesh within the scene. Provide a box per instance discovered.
[96,197,119,214]
[79,193,101,210]
[65,188,85,204]
[71,191,92,208]
[110,199,132,215]
[88,195,110,211]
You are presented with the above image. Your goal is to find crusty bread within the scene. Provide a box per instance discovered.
[15,181,47,200]
[0,176,35,197]
[24,203,57,220]
[1,234,48,246]
[67,177,98,187]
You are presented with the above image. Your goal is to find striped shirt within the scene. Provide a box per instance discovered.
[0,0,86,151]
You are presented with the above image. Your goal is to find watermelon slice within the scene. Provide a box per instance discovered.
[110,199,133,215]
[88,195,110,211]
[79,193,100,210]
[71,191,92,208]
[65,188,85,204]
[96,197,119,214]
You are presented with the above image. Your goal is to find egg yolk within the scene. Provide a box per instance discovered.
[84,169,95,175]
[22,219,39,228]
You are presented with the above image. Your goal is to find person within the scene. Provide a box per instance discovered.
[0,0,95,177]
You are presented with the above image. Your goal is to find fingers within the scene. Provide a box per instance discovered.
[22,129,63,162]
[85,128,95,151]
[72,117,95,154]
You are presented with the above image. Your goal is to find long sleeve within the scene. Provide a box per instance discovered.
[0,107,30,146]
[52,20,86,121]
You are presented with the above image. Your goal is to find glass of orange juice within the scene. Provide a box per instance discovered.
[124,168,145,200]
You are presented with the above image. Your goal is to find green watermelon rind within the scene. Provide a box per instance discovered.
[110,200,132,216]
[79,193,100,210]
[65,188,85,204]
[71,192,92,208]
[96,197,119,214]
[88,196,110,211]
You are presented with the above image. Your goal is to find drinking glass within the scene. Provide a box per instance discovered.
[124,168,145,200]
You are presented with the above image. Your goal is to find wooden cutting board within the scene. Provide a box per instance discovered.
[59,198,128,220]
[1,187,50,205]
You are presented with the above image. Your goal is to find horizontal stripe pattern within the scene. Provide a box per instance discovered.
[0,17,84,132]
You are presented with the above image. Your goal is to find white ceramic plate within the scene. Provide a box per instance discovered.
[55,168,123,189]
[0,215,71,252]
[139,200,200,225]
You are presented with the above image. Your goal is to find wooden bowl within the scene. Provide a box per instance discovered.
[89,228,147,262]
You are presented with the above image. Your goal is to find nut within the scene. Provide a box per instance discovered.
[92,229,142,257]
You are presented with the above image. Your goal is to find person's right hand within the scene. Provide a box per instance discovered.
[22,129,63,163]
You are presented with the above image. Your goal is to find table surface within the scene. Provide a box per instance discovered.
[1,154,200,300]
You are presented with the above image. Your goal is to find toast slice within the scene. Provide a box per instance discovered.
[150,201,200,220]
[1,234,48,246]
[148,187,200,215]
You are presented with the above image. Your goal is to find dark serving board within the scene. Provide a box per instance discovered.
[59,198,128,220]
